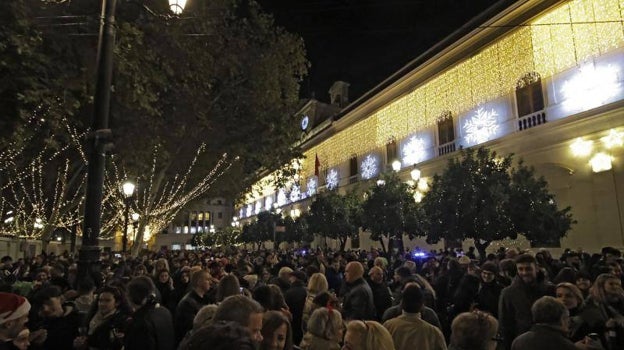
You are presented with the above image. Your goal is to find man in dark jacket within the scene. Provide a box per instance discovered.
[174,269,213,344]
[368,266,392,320]
[341,261,376,320]
[511,296,595,350]
[499,254,555,350]
[285,270,307,345]
[477,261,503,317]
[125,276,174,350]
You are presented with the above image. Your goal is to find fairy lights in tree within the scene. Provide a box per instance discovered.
[104,144,237,254]
[463,107,499,145]
[0,157,85,239]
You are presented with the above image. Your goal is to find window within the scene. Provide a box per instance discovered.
[386,140,397,164]
[217,199,223,205]
[349,156,358,177]
[437,115,455,145]
[218,212,223,219]
[516,72,544,116]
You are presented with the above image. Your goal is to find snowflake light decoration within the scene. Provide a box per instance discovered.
[254,201,262,215]
[464,107,499,144]
[360,154,379,180]
[307,177,317,197]
[289,184,301,202]
[239,208,245,218]
[246,204,253,217]
[561,63,620,112]
[402,136,426,166]
[277,189,287,206]
[326,169,339,190]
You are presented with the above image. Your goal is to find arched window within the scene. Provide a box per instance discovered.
[515,72,544,117]
[436,111,456,156]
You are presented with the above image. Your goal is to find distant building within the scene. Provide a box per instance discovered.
[239,0,624,253]
[155,197,233,250]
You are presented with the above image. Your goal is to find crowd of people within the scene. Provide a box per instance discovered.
[0,244,622,350]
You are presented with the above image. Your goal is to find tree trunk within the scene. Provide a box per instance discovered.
[339,237,347,252]
[474,240,490,262]
[378,237,387,255]
[393,233,405,255]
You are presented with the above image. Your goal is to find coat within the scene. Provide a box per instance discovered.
[285,280,308,345]
[498,276,555,350]
[341,278,376,320]
[383,313,447,350]
[511,324,578,350]
[174,290,207,343]
[124,304,175,350]
[369,279,393,321]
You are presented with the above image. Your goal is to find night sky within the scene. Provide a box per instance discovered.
[257,0,498,102]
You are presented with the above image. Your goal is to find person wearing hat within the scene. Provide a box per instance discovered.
[0,292,31,349]
[285,270,307,345]
[476,262,503,317]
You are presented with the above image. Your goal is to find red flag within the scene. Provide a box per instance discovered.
[314,154,320,177]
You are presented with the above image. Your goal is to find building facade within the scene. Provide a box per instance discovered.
[239,0,624,253]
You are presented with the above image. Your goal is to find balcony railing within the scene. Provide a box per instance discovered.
[438,141,456,156]
[518,110,547,131]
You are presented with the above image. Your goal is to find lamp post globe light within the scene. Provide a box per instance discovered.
[79,0,186,284]
[121,181,135,253]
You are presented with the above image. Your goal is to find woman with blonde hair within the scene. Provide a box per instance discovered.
[342,320,395,350]
[556,282,588,341]
[299,307,343,350]
[303,273,329,329]
[580,273,624,348]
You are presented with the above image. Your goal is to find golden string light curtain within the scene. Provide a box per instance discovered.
[299,0,624,176]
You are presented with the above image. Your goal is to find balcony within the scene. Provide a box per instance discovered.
[438,141,456,156]
[518,110,547,131]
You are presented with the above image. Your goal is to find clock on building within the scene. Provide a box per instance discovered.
[301,115,309,130]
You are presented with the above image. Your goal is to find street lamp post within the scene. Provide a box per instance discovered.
[121,181,135,253]
[78,0,186,284]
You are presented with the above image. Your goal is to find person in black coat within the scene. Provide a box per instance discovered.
[367,266,392,321]
[476,262,503,318]
[511,296,598,350]
[499,254,555,350]
[284,270,307,345]
[125,276,175,350]
[174,270,213,344]
[29,285,83,350]
[341,262,376,321]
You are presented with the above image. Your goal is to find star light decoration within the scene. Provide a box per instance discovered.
[326,169,339,190]
[463,107,499,145]
[307,177,317,197]
[601,129,624,149]
[360,154,379,180]
[289,184,301,202]
[561,63,620,112]
[402,136,426,166]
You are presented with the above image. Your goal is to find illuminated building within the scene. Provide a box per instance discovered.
[240,0,624,252]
